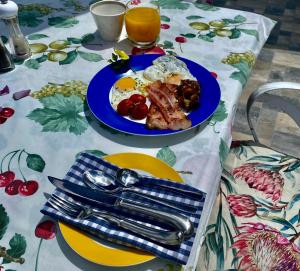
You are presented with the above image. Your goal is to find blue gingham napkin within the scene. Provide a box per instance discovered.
[41,152,206,264]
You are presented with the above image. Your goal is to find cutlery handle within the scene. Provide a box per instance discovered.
[142,178,203,200]
[95,212,184,246]
[117,199,194,238]
[125,189,198,214]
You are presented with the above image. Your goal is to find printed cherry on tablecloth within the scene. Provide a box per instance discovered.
[0,85,14,125]
[175,36,187,53]
[0,149,45,196]
[34,220,57,271]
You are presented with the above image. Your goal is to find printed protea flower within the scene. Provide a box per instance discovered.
[232,163,284,202]
[232,223,300,271]
[226,194,257,217]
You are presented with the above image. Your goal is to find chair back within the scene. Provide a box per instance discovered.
[246,82,300,143]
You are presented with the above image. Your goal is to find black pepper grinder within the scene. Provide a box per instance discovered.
[0,0,31,60]
[0,37,14,73]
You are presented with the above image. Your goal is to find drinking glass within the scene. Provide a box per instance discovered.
[125,0,160,48]
[90,1,126,42]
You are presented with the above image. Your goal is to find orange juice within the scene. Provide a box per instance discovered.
[125,7,160,43]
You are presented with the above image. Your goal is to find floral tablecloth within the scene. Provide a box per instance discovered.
[198,141,300,271]
[0,1,275,270]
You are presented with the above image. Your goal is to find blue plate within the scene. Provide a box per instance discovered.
[87,54,221,136]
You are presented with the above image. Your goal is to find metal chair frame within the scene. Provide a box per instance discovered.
[246,82,300,144]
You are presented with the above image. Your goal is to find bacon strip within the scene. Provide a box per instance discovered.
[146,104,168,130]
[146,81,191,130]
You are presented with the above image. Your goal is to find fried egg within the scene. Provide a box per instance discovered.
[114,77,136,91]
[143,55,196,84]
[110,74,149,110]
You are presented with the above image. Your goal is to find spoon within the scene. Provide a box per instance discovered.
[83,170,198,214]
[117,168,204,200]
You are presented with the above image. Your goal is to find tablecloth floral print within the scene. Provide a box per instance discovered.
[198,142,300,271]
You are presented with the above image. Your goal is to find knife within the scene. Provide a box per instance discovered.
[48,176,194,238]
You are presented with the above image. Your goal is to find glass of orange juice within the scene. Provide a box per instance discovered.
[125,0,160,48]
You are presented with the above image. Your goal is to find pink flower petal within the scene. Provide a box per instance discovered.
[231,239,248,249]
[0,85,9,96]
[13,89,31,100]
[276,234,290,245]
[292,243,300,254]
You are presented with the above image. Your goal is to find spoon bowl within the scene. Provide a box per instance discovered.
[116,168,139,187]
[116,168,203,200]
[83,169,199,214]
[83,170,120,192]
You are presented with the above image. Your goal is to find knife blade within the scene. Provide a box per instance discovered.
[48,176,194,237]
[48,176,119,207]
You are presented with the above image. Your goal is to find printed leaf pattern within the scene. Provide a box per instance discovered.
[48,16,79,28]
[152,0,190,10]
[210,100,228,132]
[160,15,170,22]
[0,204,9,240]
[22,35,103,69]
[239,29,259,40]
[81,33,95,44]
[219,138,229,167]
[194,3,220,11]
[156,147,176,167]
[18,3,58,27]
[27,94,88,135]
[25,59,40,69]
[186,15,203,20]
[27,34,49,40]
[67,37,82,44]
[2,234,27,264]
[159,40,174,49]
[210,101,228,123]
[180,33,196,38]
[75,150,107,159]
[78,51,103,62]
[186,14,257,43]
[36,55,48,63]
[59,50,78,65]
[230,61,251,86]
[26,153,46,172]
[19,11,44,27]
[222,51,255,86]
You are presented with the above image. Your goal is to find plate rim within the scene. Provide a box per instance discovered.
[59,152,183,267]
[86,54,221,136]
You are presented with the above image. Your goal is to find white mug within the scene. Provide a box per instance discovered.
[90,1,126,42]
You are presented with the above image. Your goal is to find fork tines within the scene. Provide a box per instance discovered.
[48,194,81,217]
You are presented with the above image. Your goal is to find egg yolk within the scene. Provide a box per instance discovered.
[115,77,136,91]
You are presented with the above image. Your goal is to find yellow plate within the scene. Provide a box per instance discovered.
[59,152,183,267]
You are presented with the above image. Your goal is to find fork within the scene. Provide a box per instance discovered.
[48,194,185,246]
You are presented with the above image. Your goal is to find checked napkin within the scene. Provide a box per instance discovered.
[41,152,206,264]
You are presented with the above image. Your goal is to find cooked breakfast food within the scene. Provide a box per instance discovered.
[176,79,200,111]
[110,55,201,130]
[143,55,196,84]
[111,76,148,110]
[146,81,192,130]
